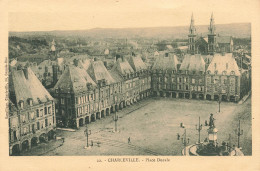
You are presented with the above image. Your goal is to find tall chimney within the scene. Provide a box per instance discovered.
[23,67,29,79]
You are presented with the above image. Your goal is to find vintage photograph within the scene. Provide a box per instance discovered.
[7,0,252,158]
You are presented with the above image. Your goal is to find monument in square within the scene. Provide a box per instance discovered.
[182,114,244,156]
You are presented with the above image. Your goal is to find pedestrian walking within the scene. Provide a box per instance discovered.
[128,137,131,144]
[205,120,208,126]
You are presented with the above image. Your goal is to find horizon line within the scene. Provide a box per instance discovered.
[9,22,251,33]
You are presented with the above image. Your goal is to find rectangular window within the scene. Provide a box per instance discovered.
[48,106,51,114]
[199,79,202,84]
[179,85,182,90]
[61,98,65,104]
[186,85,189,90]
[45,119,48,127]
[44,107,47,115]
[40,109,43,117]
[179,78,182,83]
[37,122,40,130]
[36,109,39,117]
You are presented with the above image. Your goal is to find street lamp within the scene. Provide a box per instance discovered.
[181,129,190,156]
[84,126,91,148]
[195,116,203,144]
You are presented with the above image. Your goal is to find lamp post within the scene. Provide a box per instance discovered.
[195,116,203,144]
[181,129,190,156]
[237,120,243,148]
[84,126,91,148]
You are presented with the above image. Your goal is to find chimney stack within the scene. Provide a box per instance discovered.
[23,67,29,79]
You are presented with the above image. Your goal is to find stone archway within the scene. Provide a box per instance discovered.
[192,93,197,99]
[39,133,47,143]
[199,94,204,100]
[185,93,190,99]
[172,92,176,98]
[221,95,228,101]
[179,93,184,98]
[166,92,171,97]
[160,91,163,97]
[106,108,110,116]
[230,95,235,102]
[214,95,219,101]
[110,106,114,114]
[79,118,84,126]
[31,137,38,147]
[96,112,101,119]
[206,94,211,100]
[85,116,90,124]
[101,110,105,118]
[12,144,20,156]
[91,114,95,122]
[21,140,29,151]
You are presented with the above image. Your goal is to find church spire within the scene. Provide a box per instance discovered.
[188,13,196,55]
[189,13,196,35]
[208,12,216,35]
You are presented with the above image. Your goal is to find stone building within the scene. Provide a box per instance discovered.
[205,53,241,102]
[9,67,56,155]
[151,53,179,97]
[151,52,241,102]
[52,54,151,129]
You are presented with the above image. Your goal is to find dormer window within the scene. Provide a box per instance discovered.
[19,100,24,109]
[222,71,227,75]
[214,70,218,75]
[231,71,235,75]
[28,98,33,106]
[207,70,211,74]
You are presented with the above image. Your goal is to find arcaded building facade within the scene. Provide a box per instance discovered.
[9,67,56,155]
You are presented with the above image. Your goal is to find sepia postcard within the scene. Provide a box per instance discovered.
[0,0,260,170]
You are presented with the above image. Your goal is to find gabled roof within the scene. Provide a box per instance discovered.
[152,54,178,71]
[207,53,240,76]
[112,58,134,75]
[179,54,205,72]
[54,64,96,93]
[109,69,124,83]
[87,61,115,84]
[128,55,147,72]
[10,67,53,109]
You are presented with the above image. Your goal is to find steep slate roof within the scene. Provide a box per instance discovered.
[54,64,96,93]
[207,53,240,76]
[87,61,115,84]
[10,67,53,109]
[78,59,91,70]
[179,54,205,72]
[152,54,178,71]
[128,55,147,72]
[109,69,124,83]
[111,58,134,75]
[217,36,232,44]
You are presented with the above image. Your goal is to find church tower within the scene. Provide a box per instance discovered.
[50,39,57,59]
[188,13,196,55]
[208,13,217,55]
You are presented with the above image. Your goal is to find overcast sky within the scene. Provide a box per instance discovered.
[8,0,258,32]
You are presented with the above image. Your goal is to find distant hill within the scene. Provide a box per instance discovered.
[10,23,251,39]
